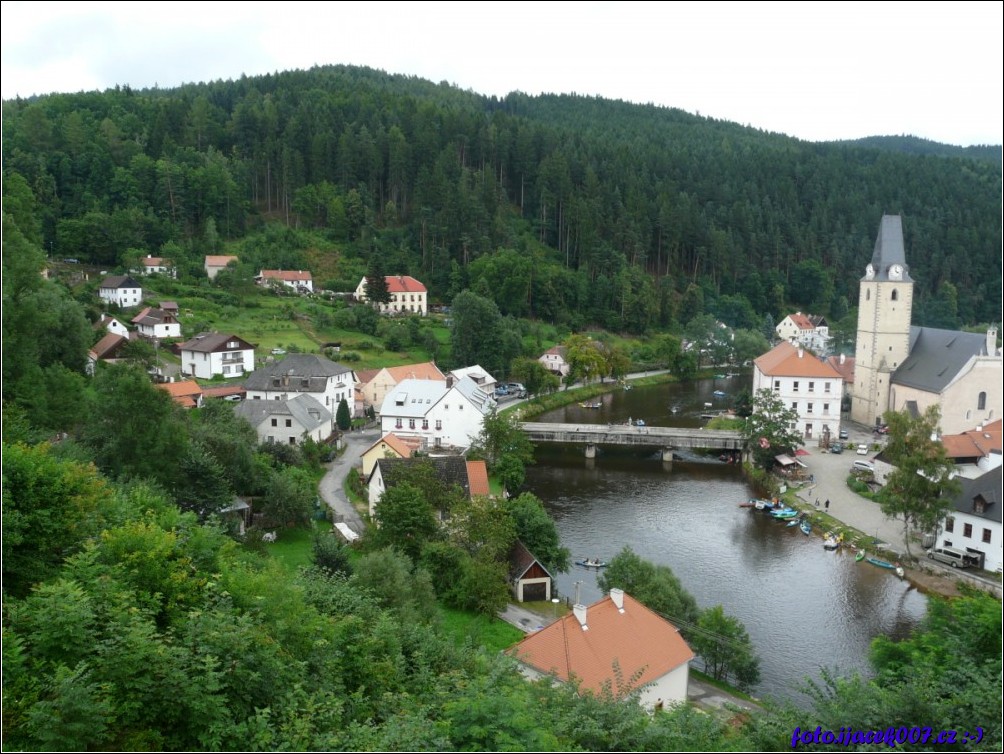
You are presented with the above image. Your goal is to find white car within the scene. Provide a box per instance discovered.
[856,444,869,455]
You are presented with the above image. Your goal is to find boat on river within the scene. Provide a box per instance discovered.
[575,558,607,568]
[866,556,897,570]
[800,520,812,535]
[713,390,727,397]
[855,549,865,562]
[770,508,799,519]
[579,402,602,409]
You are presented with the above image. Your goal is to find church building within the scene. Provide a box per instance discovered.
[851,215,1001,435]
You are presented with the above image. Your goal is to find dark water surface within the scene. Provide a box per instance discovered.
[524,378,927,704]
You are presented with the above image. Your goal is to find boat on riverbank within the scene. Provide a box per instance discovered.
[800,520,811,535]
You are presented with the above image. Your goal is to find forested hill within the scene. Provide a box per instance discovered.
[835,135,1001,165]
[3,63,1001,329]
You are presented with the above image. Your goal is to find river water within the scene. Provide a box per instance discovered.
[523,376,928,705]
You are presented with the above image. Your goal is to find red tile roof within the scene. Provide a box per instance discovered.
[386,361,444,382]
[466,460,490,497]
[385,275,426,293]
[754,341,844,379]
[205,255,239,267]
[157,380,202,399]
[509,591,694,697]
[786,312,815,330]
[825,355,856,384]
[202,385,246,400]
[942,419,1002,459]
[363,432,414,460]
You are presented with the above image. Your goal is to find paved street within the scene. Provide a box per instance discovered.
[317,427,380,536]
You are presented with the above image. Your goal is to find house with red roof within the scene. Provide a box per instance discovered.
[205,255,239,280]
[354,275,428,316]
[131,306,182,339]
[753,341,845,443]
[156,380,204,409]
[508,589,694,708]
[539,345,570,377]
[257,269,313,293]
[776,312,831,355]
[134,254,175,278]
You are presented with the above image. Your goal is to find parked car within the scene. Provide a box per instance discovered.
[829,442,843,454]
[856,443,869,455]
[926,546,970,569]
[874,424,890,435]
[838,428,849,440]
[851,460,875,473]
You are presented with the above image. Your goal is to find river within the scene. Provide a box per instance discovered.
[523,376,928,704]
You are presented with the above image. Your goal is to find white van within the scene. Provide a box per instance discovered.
[851,460,875,473]
[927,546,970,569]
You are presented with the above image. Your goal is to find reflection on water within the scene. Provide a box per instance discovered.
[525,380,927,705]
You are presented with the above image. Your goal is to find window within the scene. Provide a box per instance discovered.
[395,419,403,429]
[978,392,987,410]
[289,437,296,445]
[459,404,464,410]
[285,419,292,428]
[271,418,278,427]
[825,382,831,393]
[409,419,416,429]
[435,420,442,430]
[422,419,429,430]
[223,365,231,375]
[945,517,954,533]
[793,381,799,392]
[983,528,992,544]
[823,403,830,415]
[891,289,898,301]
[791,402,798,412]
[804,423,812,438]
[808,381,815,393]
[866,289,870,301]
[228,341,238,348]
[963,523,973,538]
[807,403,814,414]
[774,380,780,391]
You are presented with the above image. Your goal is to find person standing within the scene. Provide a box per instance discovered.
[825,499,830,510]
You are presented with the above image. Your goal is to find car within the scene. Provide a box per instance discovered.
[838,428,849,440]
[829,442,843,454]
[270,348,286,356]
[856,444,869,455]
[874,424,890,435]
[851,460,875,473]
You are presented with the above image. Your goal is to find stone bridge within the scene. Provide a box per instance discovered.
[521,422,746,462]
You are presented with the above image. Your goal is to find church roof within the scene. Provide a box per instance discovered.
[892,327,992,392]
[866,214,913,283]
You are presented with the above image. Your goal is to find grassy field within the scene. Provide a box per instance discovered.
[438,605,526,652]
[267,521,332,571]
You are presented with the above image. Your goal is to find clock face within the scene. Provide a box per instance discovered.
[890,264,903,278]
[865,264,875,279]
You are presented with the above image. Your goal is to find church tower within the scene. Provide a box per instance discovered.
[851,215,914,427]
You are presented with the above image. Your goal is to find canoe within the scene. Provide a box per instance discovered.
[770,508,799,519]
[579,402,602,409]
[786,518,800,528]
[575,559,607,568]
[866,556,897,570]
[823,537,839,550]
[800,520,811,535]
[855,550,865,562]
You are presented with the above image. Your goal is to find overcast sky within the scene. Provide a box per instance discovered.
[2,1,1001,146]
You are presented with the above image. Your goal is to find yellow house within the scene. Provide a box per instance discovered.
[360,432,417,477]
[358,361,445,415]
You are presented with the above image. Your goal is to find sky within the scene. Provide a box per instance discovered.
[2,1,1001,147]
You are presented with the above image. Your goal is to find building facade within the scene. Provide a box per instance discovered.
[98,275,143,308]
[178,332,256,379]
[244,354,357,416]
[354,275,428,315]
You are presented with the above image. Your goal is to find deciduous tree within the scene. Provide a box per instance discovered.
[745,388,803,471]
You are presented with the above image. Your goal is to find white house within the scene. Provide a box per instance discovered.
[131,307,182,339]
[753,341,845,443]
[257,269,313,293]
[447,365,497,394]
[354,275,428,315]
[205,255,239,280]
[507,589,695,709]
[94,314,130,338]
[935,466,1002,573]
[134,254,176,278]
[244,354,357,416]
[539,346,570,377]
[234,394,333,446]
[379,376,495,451]
[98,275,143,308]
[178,332,256,379]
[776,312,831,354]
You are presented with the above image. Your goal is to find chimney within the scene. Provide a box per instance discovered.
[572,604,588,631]
[840,353,846,365]
[987,327,998,356]
[610,588,625,613]
[798,348,804,358]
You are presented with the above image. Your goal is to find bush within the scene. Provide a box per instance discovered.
[312,532,353,575]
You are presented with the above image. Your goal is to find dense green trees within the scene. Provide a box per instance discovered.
[745,388,804,470]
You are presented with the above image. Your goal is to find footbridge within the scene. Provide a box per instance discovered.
[521,422,746,462]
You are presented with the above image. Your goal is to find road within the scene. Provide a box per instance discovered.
[317,427,380,536]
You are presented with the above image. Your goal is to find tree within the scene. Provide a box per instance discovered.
[745,388,803,471]
[447,495,517,562]
[508,357,559,398]
[450,290,505,376]
[507,493,570,573]
[174,441,233,521]
[597,546,700,632]
[879,406,960,559]
[336,398,351,431]
[261,466,315,528]
[563,334,605,387]
[731,328,770,366]
[469,408,535,470]
[603,344,632,383]
[312,532,353,575]
[689,605,761,691]
[364,258,391,307]
[373,481,440,561]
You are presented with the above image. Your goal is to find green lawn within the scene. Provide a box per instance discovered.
[267,521,332,571]
[438,605,526,652]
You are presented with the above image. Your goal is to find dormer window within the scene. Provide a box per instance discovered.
[973,498,988,515]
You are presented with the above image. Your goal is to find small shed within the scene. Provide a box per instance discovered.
[509,540,553,602]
